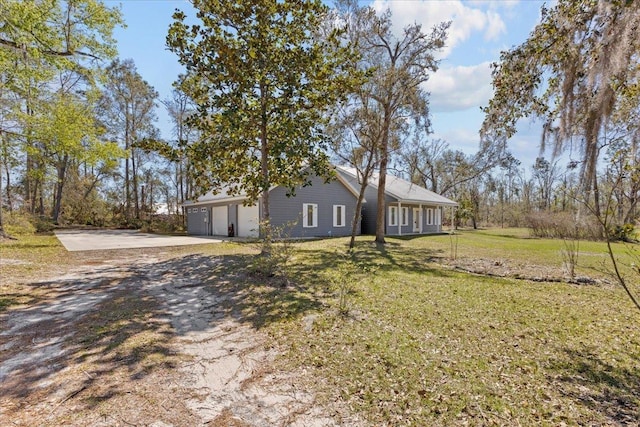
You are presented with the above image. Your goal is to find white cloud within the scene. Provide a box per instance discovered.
[431,126,482,154]
[484,11,507,41]
[424,62,493,113]
[371,0,507,56]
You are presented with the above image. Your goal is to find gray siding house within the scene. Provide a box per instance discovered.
[335,166,458,236]
[184,166,456,238]
[184,172,362,238]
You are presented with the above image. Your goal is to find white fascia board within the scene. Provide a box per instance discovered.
[186,195,251,207]
[398,199,458,207]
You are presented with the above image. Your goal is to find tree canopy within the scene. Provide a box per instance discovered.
[166,0,359,242]
[331,0,448,244]
[481,0,640,191]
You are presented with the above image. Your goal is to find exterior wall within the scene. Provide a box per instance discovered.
[335,170,446,236]
[269,174,360,238]
[337,171,378,235]
[186,203,234,236]
[228,204,238,235]
[187,205,211,235]
[385,204,444,236]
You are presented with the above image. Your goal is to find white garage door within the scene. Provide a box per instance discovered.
[212,206,228,236]
[237,205,259,237]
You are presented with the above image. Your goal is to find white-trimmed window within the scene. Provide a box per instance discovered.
[426,208,433,225]
[436,207,442,225]
[303,203,318,228]
[201,207,206,213]
[333,205,346,227]
[388,206,398,226]
[401,207,409,226]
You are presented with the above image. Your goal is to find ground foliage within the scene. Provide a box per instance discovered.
[2,229,640,426]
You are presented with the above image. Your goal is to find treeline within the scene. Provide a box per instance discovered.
[0,1,195,233]
[1,0,639,243]
[400,142,639,241]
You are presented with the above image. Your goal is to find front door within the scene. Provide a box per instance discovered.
[413,208,420,232]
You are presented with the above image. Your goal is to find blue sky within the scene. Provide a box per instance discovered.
[108,0,550,166]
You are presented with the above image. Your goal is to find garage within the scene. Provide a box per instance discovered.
[212,206,228,236]
[237,204,259,237]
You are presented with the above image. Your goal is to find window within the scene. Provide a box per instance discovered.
[303,203,318,228]
[426,208,433,225]
[187,208,191,213]
[333,205,345,227]
[436,207,442,225]
[388,206,398,226]
[401,207,409,226]
[201,207,206,213]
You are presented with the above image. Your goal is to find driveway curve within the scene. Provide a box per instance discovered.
[55,229,222,251]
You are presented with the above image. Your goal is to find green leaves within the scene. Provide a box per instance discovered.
[481,0,640,186]
[167,0,360,226]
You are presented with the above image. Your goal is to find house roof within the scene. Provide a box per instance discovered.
[183,186,249,207]
[183,166,363,207]
[336,166,458,207]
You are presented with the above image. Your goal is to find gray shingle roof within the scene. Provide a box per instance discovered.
[336,166,458,207]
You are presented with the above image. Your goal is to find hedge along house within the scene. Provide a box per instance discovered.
[335,166,458,236]
[184,170,363,238]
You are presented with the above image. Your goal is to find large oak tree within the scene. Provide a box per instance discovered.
[166,0,357,245]
[481,0,640,212]
[332,1,448,244]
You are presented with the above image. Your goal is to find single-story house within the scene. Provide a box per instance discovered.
[336,166,458,236]
[183,166,457,238]
[184,171,362,238]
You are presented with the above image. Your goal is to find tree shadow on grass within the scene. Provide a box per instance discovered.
[0,251,325,421]
[548,347,640,424]
[291,239,450,278]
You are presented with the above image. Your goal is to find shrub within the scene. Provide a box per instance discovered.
[527,211,603,240]
[248,220,297,280]
[3,212,36,235]
[607,223,636,242]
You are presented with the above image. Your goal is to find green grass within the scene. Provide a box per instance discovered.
[3,228,640,425]
[267,232,640,426]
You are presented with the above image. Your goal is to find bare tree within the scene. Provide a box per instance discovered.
[335,0,448,244]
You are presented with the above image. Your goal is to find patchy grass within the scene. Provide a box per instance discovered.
[3,228,640,425]
[0,234,69,279]
[406,228,635,281]
[0,234,254,313]
[268,233,640,426]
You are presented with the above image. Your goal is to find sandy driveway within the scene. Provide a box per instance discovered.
[0,250,360,426]
[55,229,222,251]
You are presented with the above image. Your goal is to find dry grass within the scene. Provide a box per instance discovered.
[2,228,640,426]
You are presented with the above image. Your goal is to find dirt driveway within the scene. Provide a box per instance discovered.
[55,229,222,251]
[0,247,359,426]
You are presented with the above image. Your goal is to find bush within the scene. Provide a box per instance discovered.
[527,211,604,240]
[248,220,297,280]
[33,216,55,233]
[607,223,636,242]
[3,212,36,235]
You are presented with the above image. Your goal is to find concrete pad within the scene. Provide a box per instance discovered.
[55,229,223,252]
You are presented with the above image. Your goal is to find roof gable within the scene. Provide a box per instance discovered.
[185,166,362,206]
[336,166,458,207]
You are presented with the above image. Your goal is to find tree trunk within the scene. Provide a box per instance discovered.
[124,115,131,221]
[259,82,271,252]
[375,107,391,244]
[592,173,601,220]
[52,155,69,224]
[1,134,13,213]
[349,178,368,250]
[0,147,4,234]
[132,149,140,220]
